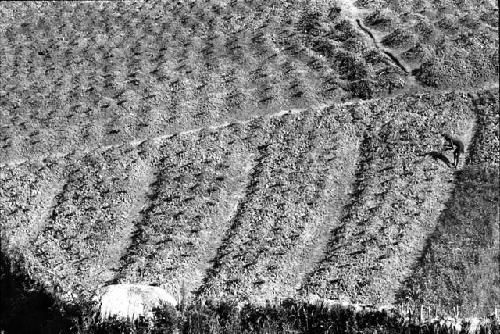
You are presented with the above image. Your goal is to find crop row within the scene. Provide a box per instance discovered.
[1,89,497,312]
[1,0,416,164]
[303,90,480,305]
[8,146,154,302]
[198,108,359,303]
[115,129,257,299]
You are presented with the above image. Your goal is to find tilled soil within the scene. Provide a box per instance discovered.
[0,0,498,320]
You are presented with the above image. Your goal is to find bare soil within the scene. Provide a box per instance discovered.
[0,0,498,329]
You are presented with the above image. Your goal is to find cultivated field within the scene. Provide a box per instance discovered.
[0,0,498,332]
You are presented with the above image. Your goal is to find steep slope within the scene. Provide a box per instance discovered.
[1,0,415,164]
[396,89,499,317]
[1,89,497,314]
[198,107,359,303]
[0,0,498,324]
[114,129,256,299]
[302,90,478,305]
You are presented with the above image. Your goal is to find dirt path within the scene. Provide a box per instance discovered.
[2,82,497,171]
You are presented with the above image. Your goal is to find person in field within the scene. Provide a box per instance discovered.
[441,133,464,168]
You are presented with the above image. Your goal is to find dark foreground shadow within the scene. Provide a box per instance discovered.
[1,249,497,333]
[0,252,75,334]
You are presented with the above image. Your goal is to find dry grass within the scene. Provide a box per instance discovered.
[0,0,498,332]
[1,89,497,315]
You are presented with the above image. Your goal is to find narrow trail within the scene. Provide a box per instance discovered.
[338,0,410,75]
[1,83,497,171]
[0,104,326,169]
[355,19,377,43]
[355,19,409,74]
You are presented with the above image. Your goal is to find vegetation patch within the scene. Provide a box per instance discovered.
[0,1,498,332]
[364,9,398,32]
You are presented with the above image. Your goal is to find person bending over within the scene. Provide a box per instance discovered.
[442,133,464,168]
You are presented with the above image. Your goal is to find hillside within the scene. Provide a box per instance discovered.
[0,0,498,332]
[1,0,497,164]
[2,89,497,312]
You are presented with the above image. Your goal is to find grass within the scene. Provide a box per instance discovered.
[396,89,500,317]
[0,0,498,332]
[396,165,499,317]
[1,89,497,316]
[2,263,498,334]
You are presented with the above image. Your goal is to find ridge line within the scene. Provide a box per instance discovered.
[1,83,498,169]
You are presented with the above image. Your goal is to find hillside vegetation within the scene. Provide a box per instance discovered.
[1,89,497,313]
[396,89,500,317]
[1,0,497,163]
[0,0,498,332]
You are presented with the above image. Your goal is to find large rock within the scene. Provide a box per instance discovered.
[95,284,177,321]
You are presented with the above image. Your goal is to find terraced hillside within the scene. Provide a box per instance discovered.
[396,89,500,317]
[0,0,498,327]
[3,0,497,164]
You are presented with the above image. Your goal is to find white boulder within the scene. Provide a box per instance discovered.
[95,284,177,321]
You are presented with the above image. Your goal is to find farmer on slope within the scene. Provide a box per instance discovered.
[441,133,464,168]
